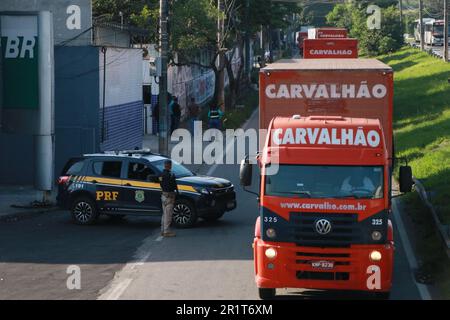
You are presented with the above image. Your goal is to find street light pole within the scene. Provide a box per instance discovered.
[419,0,424,51]
[444,0,449,61]
[159,0,169,156]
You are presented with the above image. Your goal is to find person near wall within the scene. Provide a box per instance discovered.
[207,103,223,141]
[187,97,200,135]
[153,99,159,136]
[170,96,181,135]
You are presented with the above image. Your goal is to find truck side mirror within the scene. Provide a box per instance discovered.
[240,156,253,187]
[399,166,413,193]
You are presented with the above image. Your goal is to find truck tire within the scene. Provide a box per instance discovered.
[258,288,276,300]
[202,210,225,222]
[172,199,197,228]
[71,196,99,225]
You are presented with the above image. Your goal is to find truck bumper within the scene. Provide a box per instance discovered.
[253,238,394,292]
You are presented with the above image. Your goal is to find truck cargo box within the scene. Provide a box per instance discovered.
[308,28,348,39]
[259,59,393,158]
[303,39,358,59]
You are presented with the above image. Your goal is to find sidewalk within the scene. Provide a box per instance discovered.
[0,185,57,222]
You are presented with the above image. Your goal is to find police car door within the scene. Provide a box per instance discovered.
[90,159,126,213]
[121,160,161,214]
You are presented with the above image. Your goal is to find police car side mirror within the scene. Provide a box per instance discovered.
[240,156,253,187]
[399,166,413,193]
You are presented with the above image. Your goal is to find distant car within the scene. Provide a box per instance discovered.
[56,150,236,227]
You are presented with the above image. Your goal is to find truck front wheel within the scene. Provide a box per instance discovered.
[258,288,276,300]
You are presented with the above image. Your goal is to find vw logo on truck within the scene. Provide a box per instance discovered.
[315,219,332,235]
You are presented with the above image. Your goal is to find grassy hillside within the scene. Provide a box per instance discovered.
[378,46,450,299]
[378,47,450,224]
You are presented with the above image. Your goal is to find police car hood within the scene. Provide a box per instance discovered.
[176,175,232,188]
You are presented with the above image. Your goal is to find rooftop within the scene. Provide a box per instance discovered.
[262,59,392,71]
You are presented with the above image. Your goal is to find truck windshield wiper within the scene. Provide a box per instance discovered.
[289,191,312,198]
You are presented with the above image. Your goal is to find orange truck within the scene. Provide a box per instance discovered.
[303,39,358,59]
[308,27,348,39]
[239,59,414,299]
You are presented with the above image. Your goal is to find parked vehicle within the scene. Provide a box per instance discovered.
[57,150,236,227]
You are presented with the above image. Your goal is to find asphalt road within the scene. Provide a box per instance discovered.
[0,111,425,300]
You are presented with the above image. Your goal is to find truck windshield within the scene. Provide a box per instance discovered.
[265,165,384,199]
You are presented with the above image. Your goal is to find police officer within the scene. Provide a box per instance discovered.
[159,160,179,237]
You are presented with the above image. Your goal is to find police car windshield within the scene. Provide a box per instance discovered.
[152,159,194,178]
[265,165,383,199]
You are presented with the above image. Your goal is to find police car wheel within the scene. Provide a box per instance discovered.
[258,288,276,300]
[172,199,197,228]
[71,197,99,225]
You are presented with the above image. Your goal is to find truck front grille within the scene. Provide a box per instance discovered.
[290,212,362,247]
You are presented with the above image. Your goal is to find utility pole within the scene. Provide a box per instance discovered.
[419,0,424,51]
[217,0,225,110]
[244,0,251,80]
[159,0,169,156]
[444,0,449,61]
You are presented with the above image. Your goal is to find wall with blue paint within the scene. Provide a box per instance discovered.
[99,47,143,151]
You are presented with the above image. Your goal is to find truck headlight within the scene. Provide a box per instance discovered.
[265,248,277,259]
[370,250,382,262]
[371,231,382,241]
[266,228,276,239]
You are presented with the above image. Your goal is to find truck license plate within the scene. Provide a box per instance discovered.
[311,260,334,269]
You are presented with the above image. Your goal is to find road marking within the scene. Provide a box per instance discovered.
[155,235,163,242]
[206,108,258,176]
[100,278,133,300]
[97,233,156,300]
[392,198,432,300]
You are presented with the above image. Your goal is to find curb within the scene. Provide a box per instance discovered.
[413,178,450,258]
[0,206,59,223]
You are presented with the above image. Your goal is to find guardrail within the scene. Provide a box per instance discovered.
[413,178,450,258]
[408,42,449,61]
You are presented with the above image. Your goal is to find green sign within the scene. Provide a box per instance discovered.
[1,15,38,110]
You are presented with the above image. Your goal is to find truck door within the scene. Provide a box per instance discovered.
[120,160,162,214]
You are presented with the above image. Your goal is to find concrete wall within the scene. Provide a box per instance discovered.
[0,0,92,46]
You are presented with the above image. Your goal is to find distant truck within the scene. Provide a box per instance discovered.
[240,59,414,299]
[303,39,358,59]
[308,27,348,39]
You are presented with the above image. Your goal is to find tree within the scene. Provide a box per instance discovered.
[327,2,404,56]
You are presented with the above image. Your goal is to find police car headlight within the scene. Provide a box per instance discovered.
[195,187,211,195]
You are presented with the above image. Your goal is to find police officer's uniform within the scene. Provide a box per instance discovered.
[159,168,178,236]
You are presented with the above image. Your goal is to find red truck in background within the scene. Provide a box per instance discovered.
[297,32,308,57]
[303,39,358,59]
[308,27,348,39]
[240,59,414,299]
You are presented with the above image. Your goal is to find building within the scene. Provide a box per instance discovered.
[0,0,144,190]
